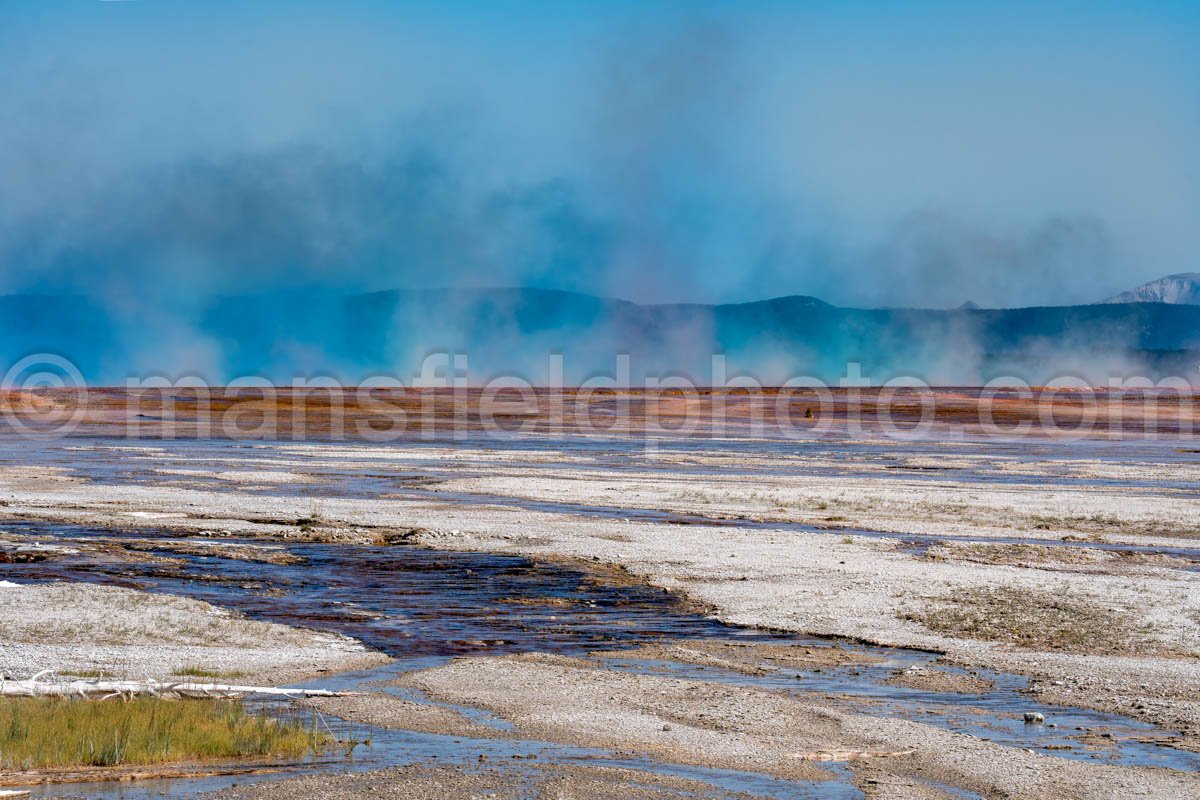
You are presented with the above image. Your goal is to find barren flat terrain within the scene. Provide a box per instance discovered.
[0,389,1196,798]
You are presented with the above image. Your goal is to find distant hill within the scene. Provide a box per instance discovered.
[2,288,1199,385]
[1101,273,1200,305]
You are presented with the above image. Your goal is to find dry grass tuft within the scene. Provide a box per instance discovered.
[926,542,1193,573]
[0,697,322,770]
[900,585,1161,655]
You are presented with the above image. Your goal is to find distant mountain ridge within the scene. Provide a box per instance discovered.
[1101,273,1200,305]
[2,287,1199,384]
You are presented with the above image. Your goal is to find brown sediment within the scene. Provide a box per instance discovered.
[591,640,885,676]
[497,595,577,606]
[0,759,298,787]
[205,762,774,800]
[883,667,996,694]
[923,542,1195,573]
[899,586,1171,657]
[117,539,307,565]
[851,763,970,800]
[527,764,773,800]
[0,527,305,568]
[3,386,1198,440]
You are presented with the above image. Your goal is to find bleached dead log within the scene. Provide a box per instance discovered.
[0,674,359,700]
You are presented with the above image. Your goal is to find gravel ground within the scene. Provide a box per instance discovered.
[302,694,506,740]
[194,763,771,800]
[399,652,1200,800]
[589,639,886,676]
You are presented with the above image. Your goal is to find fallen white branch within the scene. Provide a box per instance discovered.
[0,672,359,700]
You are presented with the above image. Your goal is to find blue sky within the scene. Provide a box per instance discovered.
[1,0,1197,308]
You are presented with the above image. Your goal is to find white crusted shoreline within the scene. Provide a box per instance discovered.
[0,581,387,683]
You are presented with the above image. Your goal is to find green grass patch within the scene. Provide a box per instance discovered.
[0,697,324,770]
